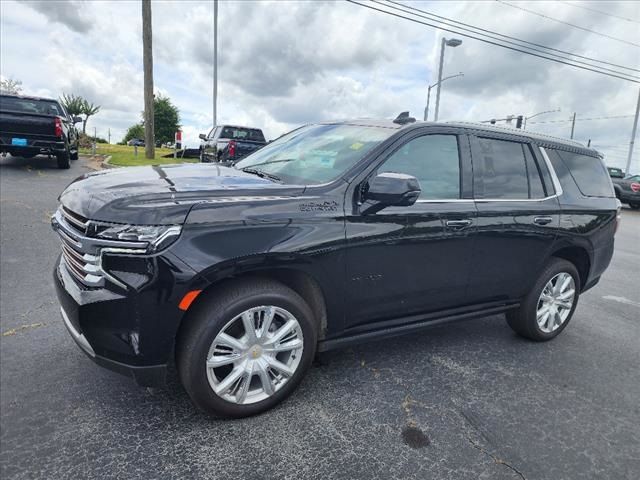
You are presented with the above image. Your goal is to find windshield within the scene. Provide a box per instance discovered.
[0,96,64,116]
[234,124,394,185]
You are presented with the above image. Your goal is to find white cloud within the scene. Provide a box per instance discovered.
[1,0,638,170]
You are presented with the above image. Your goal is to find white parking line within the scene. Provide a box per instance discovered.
[602,295,640,308]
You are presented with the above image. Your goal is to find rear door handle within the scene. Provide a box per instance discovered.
[533,216,553,226]
[446,219,472,228]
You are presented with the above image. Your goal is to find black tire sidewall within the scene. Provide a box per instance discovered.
[180,284,317,418]
[519,259,581,341]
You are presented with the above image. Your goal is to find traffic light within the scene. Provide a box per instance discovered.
[516,115,523,129]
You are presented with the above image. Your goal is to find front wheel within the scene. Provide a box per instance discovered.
[176,278,317,417]
[506,258,580,341]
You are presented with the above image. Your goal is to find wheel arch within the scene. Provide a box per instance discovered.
[550,246,591,291]
[175,264,330,363]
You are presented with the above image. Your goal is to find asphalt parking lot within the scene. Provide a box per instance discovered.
[1,154,639,480]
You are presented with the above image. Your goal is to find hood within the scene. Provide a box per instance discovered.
[59,163,305,224]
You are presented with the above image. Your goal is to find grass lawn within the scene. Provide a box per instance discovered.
[79,143,198,167]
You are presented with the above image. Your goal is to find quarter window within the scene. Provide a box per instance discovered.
[555,150,614,198]
[380,135,461,199]
[476,138,529,199]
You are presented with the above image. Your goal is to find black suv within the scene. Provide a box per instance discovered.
[52,119,619,417]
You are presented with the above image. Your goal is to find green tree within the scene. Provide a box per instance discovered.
[59,93,84,116]
[123,124,145,143]
[148,95,180,144]
[80,99,101,134]
[59,94,101,134]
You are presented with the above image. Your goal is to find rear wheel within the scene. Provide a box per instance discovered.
[177,278,317,417]
[506,258,580,341]
[56,148,70,169]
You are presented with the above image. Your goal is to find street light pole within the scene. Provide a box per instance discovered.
[625,87,640,176]
[522,108,561,130]
[424,73,464,121]
[433,37,462,122]
[213,0,218,128]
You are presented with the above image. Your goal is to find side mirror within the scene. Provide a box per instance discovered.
[199,133,207,141]
[73,116,82,123]
[362,172,421,214]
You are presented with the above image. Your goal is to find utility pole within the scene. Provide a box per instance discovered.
[213,0,218,128]
[625,87,640,176]
[570,112,576,139]
[142,0,155,159]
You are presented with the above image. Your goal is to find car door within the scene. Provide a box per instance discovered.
[466,134,560,304]
[204,127,218,161]
[344,128,477,330]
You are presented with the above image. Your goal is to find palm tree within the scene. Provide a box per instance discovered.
[81,100,101,134]
[59,93,84,117]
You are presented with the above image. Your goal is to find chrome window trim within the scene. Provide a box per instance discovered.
[538,146,564,196]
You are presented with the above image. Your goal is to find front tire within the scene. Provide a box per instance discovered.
[176,278,317,417]
[506,258,580,341]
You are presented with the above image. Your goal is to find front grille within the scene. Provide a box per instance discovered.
[61,206,89,235]
[56,207,104,288]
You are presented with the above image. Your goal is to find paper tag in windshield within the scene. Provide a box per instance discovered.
[350,142,364,150]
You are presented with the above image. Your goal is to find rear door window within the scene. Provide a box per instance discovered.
[379,134,461,199]
[555,151,614,197]
[475,137,529,199]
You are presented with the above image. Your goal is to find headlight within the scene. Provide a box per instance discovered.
[95,224,182,251]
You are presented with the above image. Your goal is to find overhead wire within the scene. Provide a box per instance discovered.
[496,0,640,48]
[556,1,640,25]
[383,0,640,73]
[346,0,640,83]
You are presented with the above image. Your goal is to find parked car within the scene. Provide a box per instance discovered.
[127,138,145,147]
[52,116,619,417]
[0,93,80,169]
[199,125,266,164]
[608,167,640,209]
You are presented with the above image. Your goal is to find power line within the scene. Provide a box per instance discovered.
[528,114,635,124]
[496,0,640,48]
[557,1,640,25]
[346,0,640,83]
[382,0,640,74]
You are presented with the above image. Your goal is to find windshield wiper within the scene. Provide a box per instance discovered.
[241,167,282,183]
[243,158,296,168]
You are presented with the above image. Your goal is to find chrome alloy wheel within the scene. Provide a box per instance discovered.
[206,306,304,405]
[536,272,576,333]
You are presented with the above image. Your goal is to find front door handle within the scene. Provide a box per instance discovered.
[533,216,553,226]
[446,219,472,229]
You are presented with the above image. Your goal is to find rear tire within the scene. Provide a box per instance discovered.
[56,149,70,169]
[506,258,580,341]
[70,147,79,161]
[176,278,317,418]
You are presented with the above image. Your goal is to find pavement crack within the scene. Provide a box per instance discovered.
[458,408,526,480]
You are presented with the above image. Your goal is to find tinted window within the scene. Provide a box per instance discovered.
[607,167,625,178]
[220,127,266,142]
[523,144,546,198]
[476,138,528,199]
[556,151,614,197]
[380,135,460,199]
[0,96,63,116]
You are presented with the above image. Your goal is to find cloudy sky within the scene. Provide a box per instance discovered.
[1,0,639,170]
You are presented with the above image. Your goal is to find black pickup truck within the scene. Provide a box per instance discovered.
[199,124,266,164]
[608,167,640,209]
[0,94,80,169]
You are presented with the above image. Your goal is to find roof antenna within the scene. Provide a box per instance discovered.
[393,111,416,125]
